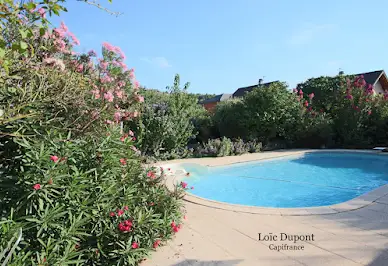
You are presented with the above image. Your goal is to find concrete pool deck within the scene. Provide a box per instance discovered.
[143,150,388,266]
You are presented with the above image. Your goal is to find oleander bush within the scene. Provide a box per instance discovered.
[0,128,187,265]
[0,1,188,265]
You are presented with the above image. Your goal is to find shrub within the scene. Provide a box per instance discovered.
[0,2,187,265]
[0,128,187,265]
[133,75,206,160]
[296,74,349,112]
[214,82,304,145]
[245,140,262,153]
[330,76,387,147]
[192,113,219,143]
[213,98,247,139]
[231,138,249,155]
[193,138,261,157]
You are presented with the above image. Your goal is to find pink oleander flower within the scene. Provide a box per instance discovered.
[114,112,121,122]
[131,111,139,118]
[134,80,140,89]
[303,100,309,107]
[129,68,135,79]
[87,61,94,69]
[91,89,100,99]
[113,46,126,59]
[368,110,372,115]
[88,50,97,57]
[68,32,80,46]
[104,91,114,102]
[298,89,303,95]
[100,61,109,70]
[128,130,134,137]
[119,158,126,166]
[115,90,124,99]
[37,7,46,18]
[101,75,113,83]
[105,120,114,125]
[292,88,298,93]
[147,171,156,179]
[180,181,188,189]
[102,42,115,52]
[118,220,132,232]
[308,93,315,99]
[345,94,353,100]
[135,95,144,103]
[60,21,68,32]
[118,81,126,87]
[118,61,127,69]
[50,155,59,163]
[153,240,161,248]
[76,64,84,73]
[131,242,139,249]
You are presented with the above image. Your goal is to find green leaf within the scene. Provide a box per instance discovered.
[19,41,28,50]
[25,2,37,11]
[19,29,28,39]
[39,27,46,36]
[0,48,5,58]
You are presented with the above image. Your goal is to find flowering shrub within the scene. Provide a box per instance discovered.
[330,75,388,147]
[0,128,186,265]
[0,1,187,265]
[296,75,348,112]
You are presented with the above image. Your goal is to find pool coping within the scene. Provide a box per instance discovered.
[154,149,388,216]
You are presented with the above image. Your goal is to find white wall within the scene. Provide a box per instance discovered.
[374,80,385,94]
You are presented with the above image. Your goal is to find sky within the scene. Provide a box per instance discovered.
[51,0,388,95]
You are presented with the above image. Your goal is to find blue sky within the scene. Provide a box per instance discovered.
[52,0,388,95]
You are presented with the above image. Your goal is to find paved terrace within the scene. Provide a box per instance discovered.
[143,150,388,266]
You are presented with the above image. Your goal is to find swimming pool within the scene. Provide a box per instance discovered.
[182,152,388,208]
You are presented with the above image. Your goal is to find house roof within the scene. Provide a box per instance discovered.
[353,70,385,85]
[232,81,279,97]
[200,94,232,104]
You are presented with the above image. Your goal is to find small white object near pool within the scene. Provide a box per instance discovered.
[373,147,387,150]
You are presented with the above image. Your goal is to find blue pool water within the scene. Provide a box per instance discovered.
[182,152,388,208]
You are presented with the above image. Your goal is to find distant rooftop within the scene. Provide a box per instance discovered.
[353,70,385,85]
[200,93,232,104]
[232,81,279,98]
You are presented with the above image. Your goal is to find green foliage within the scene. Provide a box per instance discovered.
[0,1,187,265]
[1,128,186,265]
[193,137,261,157]
[192,113,218,143]
[294,112,334,148]
[214,82,303,145]
[296,74,349,112]
[213,98,247,139]
[133,74,206,160]
[329,77,388,147]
